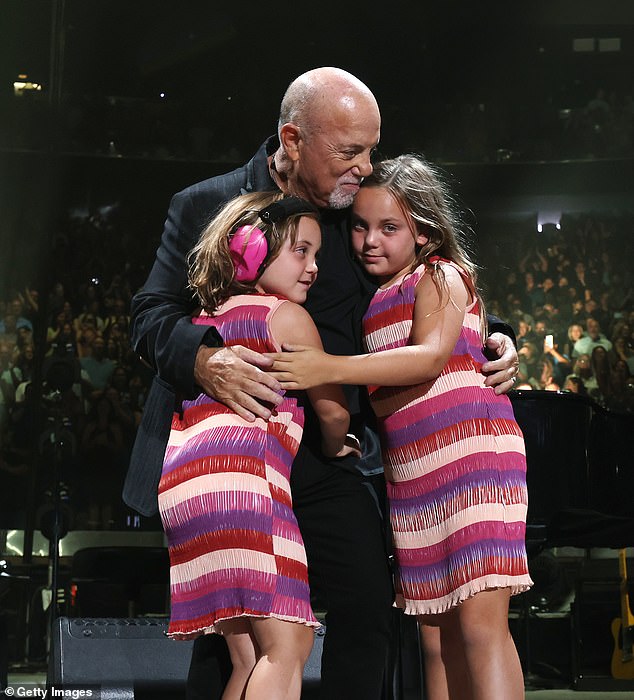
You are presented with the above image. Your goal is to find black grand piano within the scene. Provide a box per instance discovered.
[510,390,634,547]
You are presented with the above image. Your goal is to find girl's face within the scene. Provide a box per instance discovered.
[569,324,583,341]
[351,187,428,287]
[255,217,321,304]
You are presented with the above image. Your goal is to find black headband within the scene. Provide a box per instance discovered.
[258,196,318,225]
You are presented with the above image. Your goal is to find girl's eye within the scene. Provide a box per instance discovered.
[352,220,366,231]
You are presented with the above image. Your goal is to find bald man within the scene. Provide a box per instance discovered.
[125,67,518,700]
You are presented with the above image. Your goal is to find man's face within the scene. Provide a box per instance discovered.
[93,337,105,356]
[290,97,380,209]
[587,319,600,339]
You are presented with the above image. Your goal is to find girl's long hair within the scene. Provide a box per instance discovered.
[361,154,487,340]
[189,190,317,312]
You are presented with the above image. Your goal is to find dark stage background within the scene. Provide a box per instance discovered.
[0,0,633,687]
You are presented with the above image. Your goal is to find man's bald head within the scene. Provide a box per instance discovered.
[278,67,379,137]
[274,67,381,209]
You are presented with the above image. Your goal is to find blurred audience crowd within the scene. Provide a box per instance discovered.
[1,210,633,530]
[0,258,152,529]
[480,213,634,411]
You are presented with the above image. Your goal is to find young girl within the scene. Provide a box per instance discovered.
[270,155,532,700]
[158,191,359,700]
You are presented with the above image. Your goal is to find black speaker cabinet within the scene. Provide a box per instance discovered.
[49,613,422,699]
[49,616,326,698]
[48,617,193,695]
[572,576,634,692]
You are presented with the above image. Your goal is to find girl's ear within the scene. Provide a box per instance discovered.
[415,229,429,248]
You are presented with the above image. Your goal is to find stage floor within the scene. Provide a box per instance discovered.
[5,671,634,699]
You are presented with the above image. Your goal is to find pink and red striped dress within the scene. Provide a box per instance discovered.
[363,261,532,615]
[158,294,318,639]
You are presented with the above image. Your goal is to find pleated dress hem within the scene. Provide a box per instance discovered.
[395,574,534,617]
[168,611,322,641]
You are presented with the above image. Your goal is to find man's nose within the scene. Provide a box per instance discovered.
[351,153,374,178]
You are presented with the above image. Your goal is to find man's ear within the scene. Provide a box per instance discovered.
[279,123,301,163]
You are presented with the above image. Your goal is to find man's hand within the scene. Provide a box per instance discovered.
[194,345,283,422]
[482,332,520,395]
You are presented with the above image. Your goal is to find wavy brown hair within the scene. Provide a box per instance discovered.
[360,154,486,340]
[189,191,318,312]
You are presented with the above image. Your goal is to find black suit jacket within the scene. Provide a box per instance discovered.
[124,141,277,515]
[123,138,516,516]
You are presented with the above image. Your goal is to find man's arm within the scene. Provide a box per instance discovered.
[130,188,213,394]
[130,185,282,419]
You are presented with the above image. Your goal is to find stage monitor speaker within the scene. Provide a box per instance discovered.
[48,617,193,695]
[571,576,634,692]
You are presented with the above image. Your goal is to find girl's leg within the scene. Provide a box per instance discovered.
[248,618,315,700]
[427,588,523,700]
[215,619,259,700]
[454,588,524,700]
[419,623,449,700]
[418,619,470,700]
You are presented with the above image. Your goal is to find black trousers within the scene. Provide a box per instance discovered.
[186,458,394,700]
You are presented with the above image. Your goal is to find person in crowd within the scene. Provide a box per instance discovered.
[123,67,520,700]
[516,317,536,349]
[588,345,611,405]
[0,313,18,347]
[47,282,67,319]
[161,191,360,700]
[533,319,548,341]
[572,261,595,292]
[80,334,117,394]
[16,285,39,322]
[47,310,69,349]
[75,313,100,359]
[517,341,539,384]
[542,334,571,386]
[0,341,21,436]
[268,154,531,700]
[573,317,613,357]
[607,359,634,412]
[569,296,586,326]
[46,320,77,358]
[1,298,33,334]
[572,353,596,397]
[613,336,634,376]
[562,374,588,395]
[102,383,136,449]
[530,356,561,391]
[80,393,126,528]
[13,343,35,385]
[593,290,613,332]
[540,277,558,307]
[564,323,585,359]
[521,271,545,309]
[76,302,105,335]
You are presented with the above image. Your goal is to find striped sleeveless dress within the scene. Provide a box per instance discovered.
[363,260,532,615]
[158,294,319,638]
